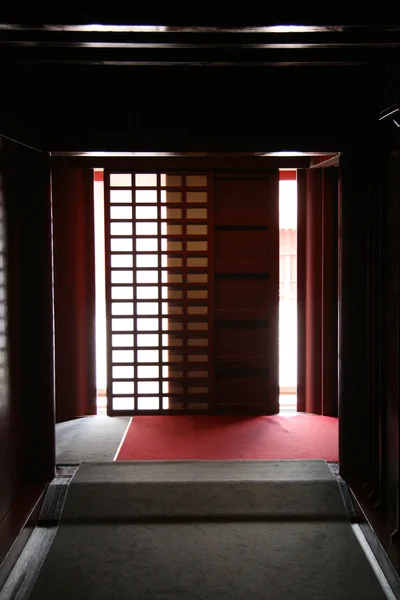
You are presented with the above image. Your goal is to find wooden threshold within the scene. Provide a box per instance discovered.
[0,483,47,590]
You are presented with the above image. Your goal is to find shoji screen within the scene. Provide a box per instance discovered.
[104,172,212,414]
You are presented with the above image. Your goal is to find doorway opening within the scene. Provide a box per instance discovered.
[94,167,298,414]
[278,170,297,412]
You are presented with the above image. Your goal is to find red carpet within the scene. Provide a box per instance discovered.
[116,414,338,461]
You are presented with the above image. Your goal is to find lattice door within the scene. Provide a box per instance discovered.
[104,172,212,414]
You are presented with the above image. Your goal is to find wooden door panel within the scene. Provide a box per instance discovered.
[215,327,271,358]
[215,279,272,320]
[215,377,271,411]
[214,177,276,224]
[214,172,279,415]
[215,230,270,273]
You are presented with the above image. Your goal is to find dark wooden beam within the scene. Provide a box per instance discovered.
[50,154,314,170]
[0,24,399,66]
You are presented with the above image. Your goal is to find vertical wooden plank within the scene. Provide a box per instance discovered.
[52,163,96,422]
[297,169,323,414]
[298,167,339,417]
[269,171,280,414]
[365,186,376,496]
[385,152,400,541]
[165,175,174,409]
[296,170,306,413]
[83,170,97,419]
[21,151,54,481]
[207,172,215,413]
[157,173,163,410]
[375,177,386,510]
[166,173,184,410]
[321,168,339,417]
[103,170,113,415]
[365,170,386,508]
[132,175,138,412]
[0,136,22,516]
[338,152,370,481]
[182,176,188,409]
[15,148,54,481]
[305,169,323,415]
